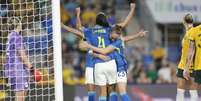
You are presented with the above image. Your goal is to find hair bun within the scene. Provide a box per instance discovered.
[184,13,193,24]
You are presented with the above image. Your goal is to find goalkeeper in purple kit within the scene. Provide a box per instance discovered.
[4,17,33,101]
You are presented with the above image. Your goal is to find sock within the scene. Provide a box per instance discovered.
[88,91,96,101]
[99,96,107,101]
[120,93,131,101]
[189,90,198,101]
[109,92,118,101]
[176,88,185,101]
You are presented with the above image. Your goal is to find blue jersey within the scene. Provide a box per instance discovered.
[90,25,115,63]
[83,27,94,68]
[111,39,127,71]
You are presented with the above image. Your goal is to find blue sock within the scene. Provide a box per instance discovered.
[109,92,118,101]
[88,91,96,101]
[120,93,131,101]
[99,96,107,101]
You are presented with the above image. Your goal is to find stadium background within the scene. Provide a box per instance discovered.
[0,0,201,101]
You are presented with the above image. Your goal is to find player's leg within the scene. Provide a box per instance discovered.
[190,70,201,101]
[108,84,118,101]
[189,70,198,101]
[189,79,198,101]
[15,91,26,101]
[176,69,186,101]
[99,85,107,101]
[94,63,108,101]
[105,60,118,101]
[86,84,96,101]
[15,68,29,101]
[11,76,28,101]
[85,67,96,101]
[117,70,131,101]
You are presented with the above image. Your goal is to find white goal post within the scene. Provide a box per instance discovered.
[52,0,64,101]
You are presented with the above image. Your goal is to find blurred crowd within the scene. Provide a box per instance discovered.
[61,0,178,85]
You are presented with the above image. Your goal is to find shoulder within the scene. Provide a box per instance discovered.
[116,39,123,43]
[194,24,201,33]
[82,27,91,32]
[187,27,197,37]
[9,31,20,38]
[195,24,201,30]
[111,39,122,46]
[83,27,93,36]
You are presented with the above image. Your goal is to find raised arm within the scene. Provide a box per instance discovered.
[118,3,135,28]
[183,40,195,80]
[76,7,82,30]
[61,23,84,38]
[123,30,147,42]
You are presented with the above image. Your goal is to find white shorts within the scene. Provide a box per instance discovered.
[117,71,127,83]
[94,60,117,86]
[85,67,95,84]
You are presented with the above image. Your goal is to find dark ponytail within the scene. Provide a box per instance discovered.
[96,12,110,27]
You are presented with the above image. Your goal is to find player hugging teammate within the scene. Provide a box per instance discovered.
[62,1,148,101]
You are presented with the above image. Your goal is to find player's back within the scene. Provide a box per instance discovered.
[178,27,195,69]
[189,24,201,70]
[90,25,115,63]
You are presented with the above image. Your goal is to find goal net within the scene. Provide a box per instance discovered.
[0,0,63,101]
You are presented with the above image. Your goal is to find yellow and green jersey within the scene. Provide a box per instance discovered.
[178,27,195,70]
[188,25,201,70]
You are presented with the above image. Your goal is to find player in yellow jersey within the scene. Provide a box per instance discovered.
[176,14,198,101]
[183,16,201,86]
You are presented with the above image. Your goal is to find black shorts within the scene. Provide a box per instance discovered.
[176,68,194,79]
[194,70,201,84]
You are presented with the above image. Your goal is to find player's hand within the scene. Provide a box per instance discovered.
[98,54,110,61]
[138,30,148,37]
[76,7,81,15]
[29,67,35,75]
[183,68,190,80]
[78,41,89,50]
[61,23,66,28]
[130,3,136,9]
[28,66,35,81]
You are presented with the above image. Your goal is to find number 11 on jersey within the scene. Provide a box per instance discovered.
[98,36,105,48]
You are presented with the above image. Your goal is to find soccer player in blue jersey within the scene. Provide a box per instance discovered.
[62,8,98,101]
[5,17,33,101]
[62,2,136,101]
[80,25,147,101]
[90,3,136,101]
[62,8,113,101]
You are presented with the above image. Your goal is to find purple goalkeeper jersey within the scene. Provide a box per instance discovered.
[4,31,28,78]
